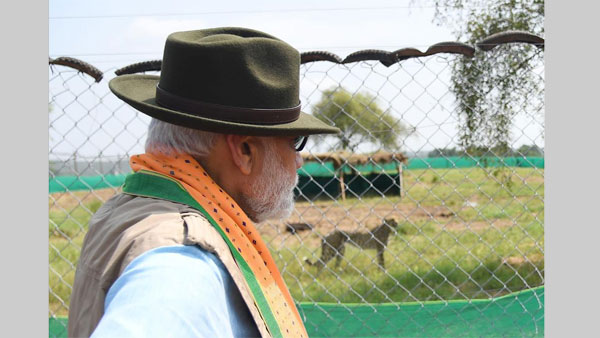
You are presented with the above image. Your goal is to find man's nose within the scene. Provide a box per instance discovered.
[295,152,304,170]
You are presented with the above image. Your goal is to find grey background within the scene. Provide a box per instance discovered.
[2,0,598,336]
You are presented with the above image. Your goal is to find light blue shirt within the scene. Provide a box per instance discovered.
[91,245,261,338]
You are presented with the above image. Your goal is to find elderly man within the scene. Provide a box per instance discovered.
[68,27,339,337]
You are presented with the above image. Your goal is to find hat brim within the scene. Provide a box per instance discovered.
[109,74,340,136]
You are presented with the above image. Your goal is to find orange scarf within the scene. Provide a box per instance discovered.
[129,152,307,338]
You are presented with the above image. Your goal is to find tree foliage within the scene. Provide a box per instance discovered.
[312,87,412,152]
[428,147,464,158]
[428,0,544,155]
[516,144,543,157]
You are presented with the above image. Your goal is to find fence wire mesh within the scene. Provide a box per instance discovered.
[49,33,544,337]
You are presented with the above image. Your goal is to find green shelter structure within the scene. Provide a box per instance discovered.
[297,151,408,201]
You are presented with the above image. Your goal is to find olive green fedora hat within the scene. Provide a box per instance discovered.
[109,27,340,136]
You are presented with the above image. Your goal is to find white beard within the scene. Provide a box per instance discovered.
[242,143,298,223]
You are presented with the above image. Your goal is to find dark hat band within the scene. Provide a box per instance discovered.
[155,85,301,125]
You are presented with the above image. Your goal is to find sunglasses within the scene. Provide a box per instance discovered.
[293,135,309,151]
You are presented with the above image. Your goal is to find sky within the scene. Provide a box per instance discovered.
[50,0,455,64]
[49,0,544,159]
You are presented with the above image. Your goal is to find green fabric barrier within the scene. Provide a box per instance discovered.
[49,316,68,338]
[405,156,544,170]
[49,174,127,193]
[301,286,544,337]
[49,286,543,337]
[298,157,544,176]
[48,157,544,194]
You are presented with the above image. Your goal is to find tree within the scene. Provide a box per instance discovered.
[425,0,544,155]
[428,147,464,158]
[312,87,412,152]
[516,144,543,157]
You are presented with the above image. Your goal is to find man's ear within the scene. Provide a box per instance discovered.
[225,134,259,176]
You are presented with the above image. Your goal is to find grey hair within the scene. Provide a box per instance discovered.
[144,118,219,158]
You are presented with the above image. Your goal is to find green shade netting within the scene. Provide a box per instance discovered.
[49,286,543,337]
[300,286,544,337]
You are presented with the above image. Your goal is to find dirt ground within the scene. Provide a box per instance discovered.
[50,188,517,248]
[256,201,473,247]
[273,202,455,233]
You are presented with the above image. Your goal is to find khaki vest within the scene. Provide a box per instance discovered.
[67,193,270,337]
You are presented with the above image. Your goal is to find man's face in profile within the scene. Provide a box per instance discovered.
[240,137,300,223]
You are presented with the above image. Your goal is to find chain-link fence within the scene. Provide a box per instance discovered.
[49,31,544,337]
